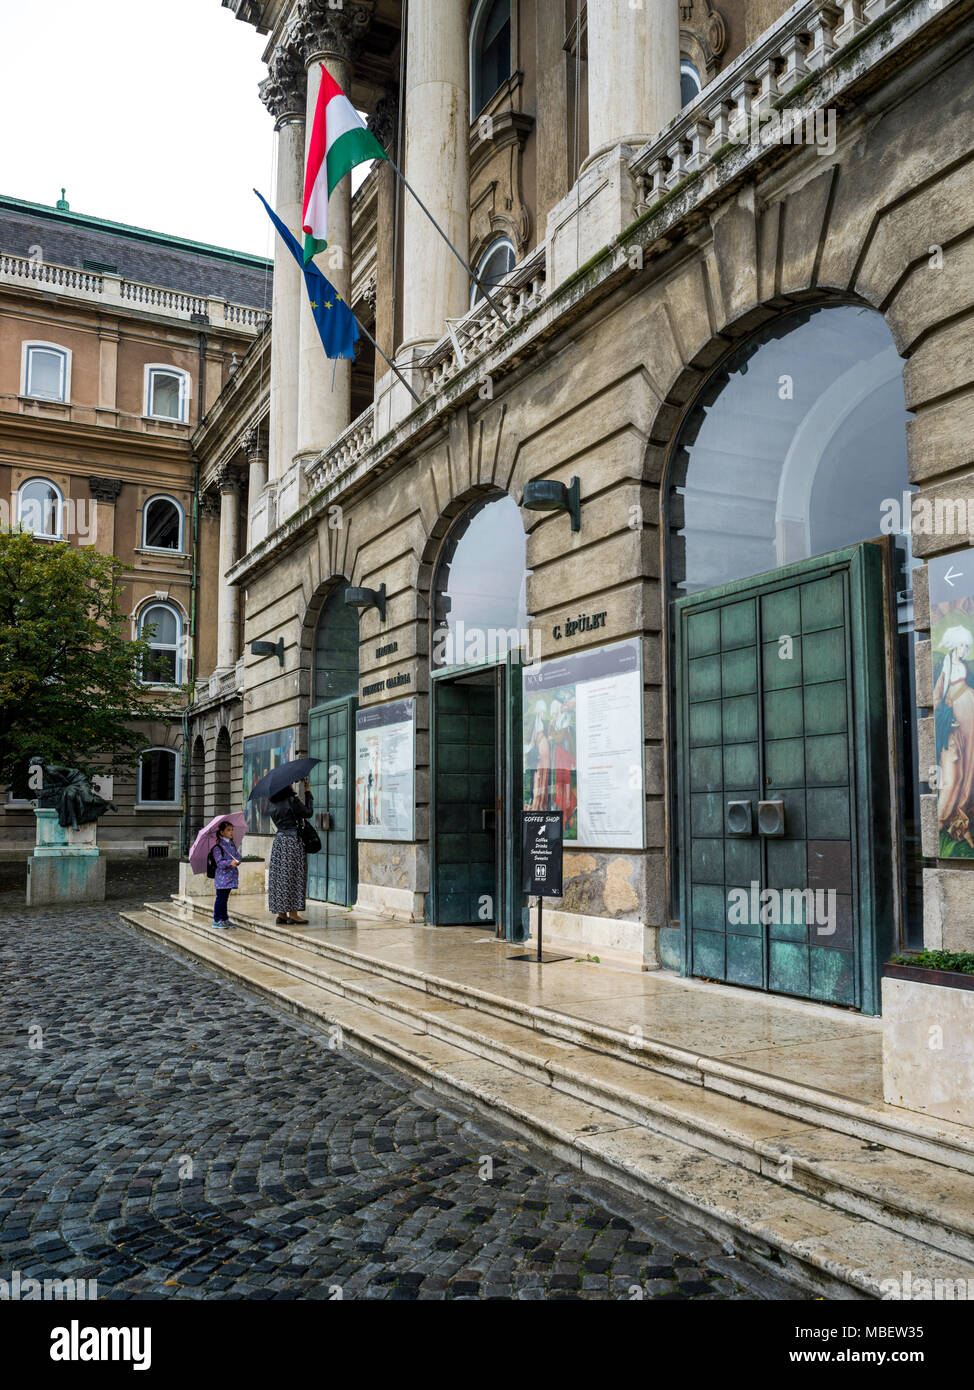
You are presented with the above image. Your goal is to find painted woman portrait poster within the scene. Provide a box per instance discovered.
[933,623,974,856]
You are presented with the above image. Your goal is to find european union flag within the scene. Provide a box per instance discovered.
[255,189,358,361]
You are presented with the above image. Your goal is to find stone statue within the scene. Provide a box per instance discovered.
[28,758,118,831]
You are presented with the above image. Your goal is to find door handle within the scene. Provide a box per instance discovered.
[726,800,753,835]
[482,808,496,831]
[757,800,785,836]
[317,811,333,831]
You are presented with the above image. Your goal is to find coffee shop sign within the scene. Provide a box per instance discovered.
[553,611,607,640]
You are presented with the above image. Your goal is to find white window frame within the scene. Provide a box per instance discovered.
[141,494,185,553]
[144,365,190,423]
[21,341,71,402]
[137,600,183,687]
[470,236,516,308]
[16,476,65,540]
[136,746,181,808]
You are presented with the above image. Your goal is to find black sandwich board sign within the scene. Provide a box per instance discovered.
[520,811,564,961]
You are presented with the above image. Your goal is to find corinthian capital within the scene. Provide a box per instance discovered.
[295,0,373,67]
[367,89,399,153]
[259,41,307,127]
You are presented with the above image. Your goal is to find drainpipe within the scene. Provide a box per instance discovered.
[179,332,206,855]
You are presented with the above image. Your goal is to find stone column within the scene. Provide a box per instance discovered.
[259,41,307,485]
[242,424,268,550]
[585,0,681,164]
[216,468,242,672]
[400,0,469,352]
[87,476,121,555]
[368,92,399,392]
[292,1,370,473]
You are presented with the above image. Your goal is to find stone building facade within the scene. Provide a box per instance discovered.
[0,193,269,858]
[204,0,974,1014]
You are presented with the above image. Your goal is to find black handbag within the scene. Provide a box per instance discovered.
[298,819,322,854]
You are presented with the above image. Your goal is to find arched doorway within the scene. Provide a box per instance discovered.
[429,491,530,938]
[213,727,231,821]
[664,302,918,1014]
[307,584,359,905]
[190,736,206,839]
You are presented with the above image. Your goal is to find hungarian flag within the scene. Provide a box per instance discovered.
[302,67,387,265]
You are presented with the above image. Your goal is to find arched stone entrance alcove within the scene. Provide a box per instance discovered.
[659,300,918,1013]
[304,581,359,905]
[425,487,531,938]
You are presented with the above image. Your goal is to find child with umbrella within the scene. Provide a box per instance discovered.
[188,810,249,930]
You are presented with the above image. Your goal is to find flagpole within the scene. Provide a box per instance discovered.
[383,156,513,330]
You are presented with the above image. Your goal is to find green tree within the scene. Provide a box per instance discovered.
[0,531,180,785]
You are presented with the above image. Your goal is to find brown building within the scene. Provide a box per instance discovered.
[0,192,269,859]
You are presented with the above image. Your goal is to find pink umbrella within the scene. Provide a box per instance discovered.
[188,811,249,876]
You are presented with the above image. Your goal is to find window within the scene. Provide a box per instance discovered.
[142,495,183,552]
[471,0,511,116]
[138,747,179,806]
[471,237,516,307]
[432,492,529,667]
[681,60,702,108]
[23,343,69,401]
[17,478,64,539]
[145,366,189,422]
[138,602,182,685]
[313,585,360,706]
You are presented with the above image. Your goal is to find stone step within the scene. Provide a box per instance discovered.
[125,901,974,1276]
[171,893,974,1178]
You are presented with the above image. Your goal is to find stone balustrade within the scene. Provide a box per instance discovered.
[630,0,899,204]
[306,403,375,492]
[0,252,268,334]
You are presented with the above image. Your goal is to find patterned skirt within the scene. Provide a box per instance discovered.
[268,833,306,913]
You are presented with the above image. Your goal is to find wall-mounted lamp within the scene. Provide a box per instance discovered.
[251,637,284,668]
[344,582,386,623]
[522,476,581,531]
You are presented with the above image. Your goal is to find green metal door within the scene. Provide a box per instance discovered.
[431,676,498,925]
[307,696,356,906]
[675,542,892,1014]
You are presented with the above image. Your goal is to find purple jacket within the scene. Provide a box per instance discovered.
[212,837,240,890]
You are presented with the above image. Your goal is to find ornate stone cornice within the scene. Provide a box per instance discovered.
[295,0,373,67]
[259,40,307,127]
[367,89,399,153]
[87,476,122,503]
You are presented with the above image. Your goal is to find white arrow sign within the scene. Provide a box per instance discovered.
[944,565,963,587]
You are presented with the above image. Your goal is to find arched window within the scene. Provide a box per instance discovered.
[138,747,180,806]
[472,237,516,307]
[138,602,182,685]
[432,492,529,667]
[17,478,64,539]
[470,0,512,116]
[668,304,912,597]
[681,59,702,107]
[313,585,360,706]
[22,342,70,401]
[142,495,184,551]
[145,365,190,422]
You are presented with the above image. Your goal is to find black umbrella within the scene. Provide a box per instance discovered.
[247,757,320,803]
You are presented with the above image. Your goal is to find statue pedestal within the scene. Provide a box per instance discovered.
[26,809,106,906]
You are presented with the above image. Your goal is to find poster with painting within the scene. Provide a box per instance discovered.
[355,698,415,841]
[928,549,974,858]
[522,638,644,849]
[242,727,296,834]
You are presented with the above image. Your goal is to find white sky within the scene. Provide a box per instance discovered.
[0,0,279,258]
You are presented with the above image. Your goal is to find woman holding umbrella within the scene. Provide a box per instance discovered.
[248,757,319,926]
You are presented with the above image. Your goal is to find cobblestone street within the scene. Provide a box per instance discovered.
[0,864,804,1301]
